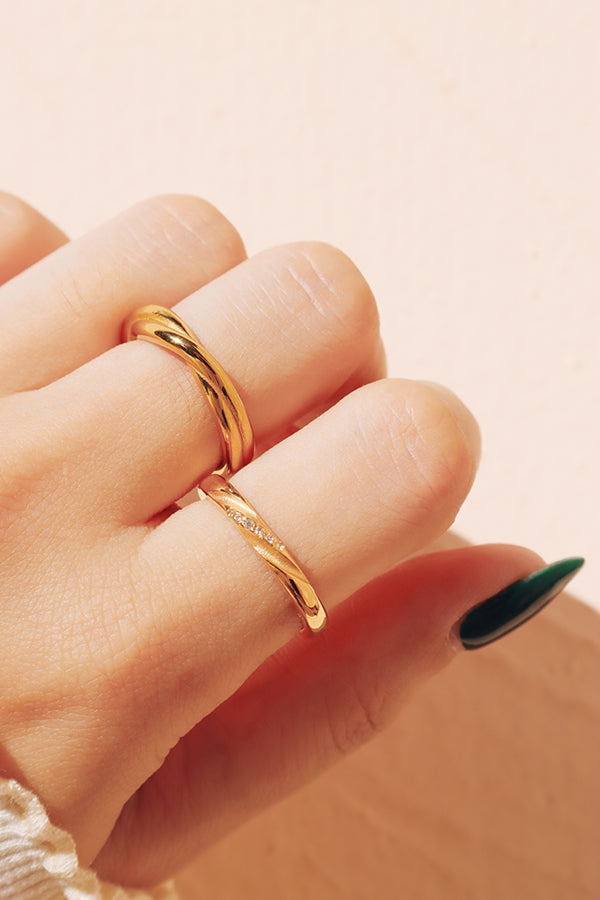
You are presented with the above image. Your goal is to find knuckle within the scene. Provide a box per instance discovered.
[328,674,391,757]
[136,194,246,267]
[413,383,480,502]
[0,456,48,560]
[47,258,93,323]
[0,467,34,533]
[0,407,37,514]
[277,241,380,353]
[352,379,479,528]
[0,399,73,534]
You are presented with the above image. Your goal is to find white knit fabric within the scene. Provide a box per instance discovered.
[0,778,178,899]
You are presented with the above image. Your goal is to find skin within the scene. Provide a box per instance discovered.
[0,192,545,888]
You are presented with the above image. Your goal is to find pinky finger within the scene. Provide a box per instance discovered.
[95,542,585,887]
[0,192,68,283]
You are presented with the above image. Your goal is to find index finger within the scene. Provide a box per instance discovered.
[0,192,68,284]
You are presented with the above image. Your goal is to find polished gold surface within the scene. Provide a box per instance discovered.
[201,473,327,634]
[123,305,254,478]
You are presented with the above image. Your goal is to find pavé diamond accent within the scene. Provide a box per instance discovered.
[225,510,284,551]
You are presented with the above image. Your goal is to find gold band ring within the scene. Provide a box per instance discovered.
[123,305,254,478]
[201,473,328,634]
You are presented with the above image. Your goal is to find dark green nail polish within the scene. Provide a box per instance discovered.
[459,557,585,650]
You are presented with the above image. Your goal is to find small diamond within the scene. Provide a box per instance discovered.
[243,519,255,532]
[233,512,244,524]
[227,508,235,517]
[265,534,275,544]
[254,527,265,539]
[278,543,285,552]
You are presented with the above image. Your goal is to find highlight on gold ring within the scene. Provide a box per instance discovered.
[123,304,254,478]
[201,473,327,634]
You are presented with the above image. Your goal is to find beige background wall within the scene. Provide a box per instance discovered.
[1,0,597,608]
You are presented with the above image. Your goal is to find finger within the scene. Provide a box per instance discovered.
[95,542,546,884]
[130,378,481,749]
[0,376,473,868]
[33,242,384,522]
[0,191,68,284]
[0,194,246,393]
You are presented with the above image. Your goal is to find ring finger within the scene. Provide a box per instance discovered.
[135,377,481,737]
[60,376,479,863]
[1,375,479,869]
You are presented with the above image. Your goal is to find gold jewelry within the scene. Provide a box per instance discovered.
[123,305,254,478]
[201,473,327,634]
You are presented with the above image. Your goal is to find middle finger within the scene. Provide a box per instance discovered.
[31,242,384,523]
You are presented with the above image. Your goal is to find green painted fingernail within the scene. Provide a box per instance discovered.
[459,557,585,650]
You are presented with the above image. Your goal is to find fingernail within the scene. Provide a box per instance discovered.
[459,557,585,650]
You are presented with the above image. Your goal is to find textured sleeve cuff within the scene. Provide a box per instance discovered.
[0,777,178,899]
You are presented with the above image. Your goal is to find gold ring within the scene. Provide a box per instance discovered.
[201,473,327,634]
[123,305,254,478]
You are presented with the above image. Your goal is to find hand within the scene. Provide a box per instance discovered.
[0,192,548,887]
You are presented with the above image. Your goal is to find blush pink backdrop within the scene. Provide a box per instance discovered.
[1,0,597,606]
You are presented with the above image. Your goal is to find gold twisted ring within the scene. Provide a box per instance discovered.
[123,305,254,478]
[201,473,328,634]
